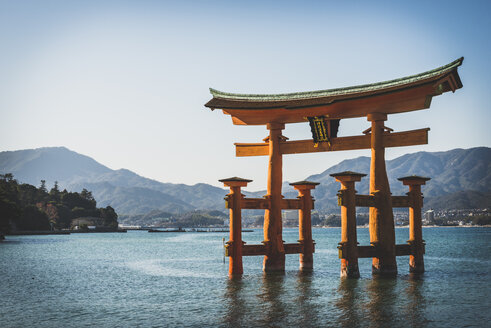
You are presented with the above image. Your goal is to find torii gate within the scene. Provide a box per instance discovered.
[206,58,463,276]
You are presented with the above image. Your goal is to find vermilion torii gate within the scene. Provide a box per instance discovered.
[206,58,463,276]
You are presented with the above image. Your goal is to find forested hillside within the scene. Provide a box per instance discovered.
[0,174,118,236]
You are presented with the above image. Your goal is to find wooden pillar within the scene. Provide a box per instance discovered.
[290,181,319,272]
[263,123,286,272]
[367,113,397,276]
[398,176,430,274]
[219,177,252,276]
[330,171,366,278]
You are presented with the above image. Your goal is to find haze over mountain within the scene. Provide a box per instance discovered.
[0,146,489,215]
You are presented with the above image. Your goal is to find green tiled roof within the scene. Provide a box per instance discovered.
[289,181,320,186]
[397,175,431,181]
[210,57,463,101]
[329,171,367,178]
[218,177,253,183]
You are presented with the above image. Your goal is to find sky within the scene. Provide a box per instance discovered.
[1,0,490,190]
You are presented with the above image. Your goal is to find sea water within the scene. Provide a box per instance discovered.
[1,227,490,327]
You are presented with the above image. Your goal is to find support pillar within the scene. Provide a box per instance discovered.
[331,171,366,278]
[263,123,286,272]
[367,113,397,276]
[219,177,252,276]
[290,181,319,272]
[398,176,430,274]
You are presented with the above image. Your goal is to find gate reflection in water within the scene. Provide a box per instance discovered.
[223,273,430,328]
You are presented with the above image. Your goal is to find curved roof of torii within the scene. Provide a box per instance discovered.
[205,57,463,125]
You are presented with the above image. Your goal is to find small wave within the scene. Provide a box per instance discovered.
[164,233,221,244]
[125,259,219,278]
[164,234,199,243]
[425,256,491,265]
[314,248,338,255]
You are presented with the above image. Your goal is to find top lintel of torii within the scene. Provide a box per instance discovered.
[205,58,463,125]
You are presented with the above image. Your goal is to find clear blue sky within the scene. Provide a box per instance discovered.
[1,0,490,190]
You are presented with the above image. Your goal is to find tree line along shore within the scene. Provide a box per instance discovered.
[0,174,118,238]
[2,172,489,240]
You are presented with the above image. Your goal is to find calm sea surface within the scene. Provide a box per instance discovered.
[1,227,490,327]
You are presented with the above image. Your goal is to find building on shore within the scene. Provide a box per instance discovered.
[424,210,435,225]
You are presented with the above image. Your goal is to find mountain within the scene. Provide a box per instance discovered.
[423,190,491,210]
[0,146,489,215]
[0,147,226,215]
[296,147,491,211]
[0,147,111,185]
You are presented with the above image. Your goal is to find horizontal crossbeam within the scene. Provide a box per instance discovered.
[355,194,375,207]
[242,198,269,209]
[281,198,301,210]
[242,244,266,256]
[235,128,430,157]
[338,194,413,208]
[225,242,313,256]
[338,243,424,259]
[392,195,411,208]
[225,197,314,210]
[284,243,306,254]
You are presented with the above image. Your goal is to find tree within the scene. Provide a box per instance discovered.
[37,180,49,202]
[44,203,59,229]
[17,184,39,206]
[71,206,89,219]
[53,205,72,229]
[311,212,322,226]
[61,192,96,210]
[40,180,47,193]
[0,174,19,201]
[49,181,60,202]
[80,188,95,203]
[0,173,21,235]
[0,173,14,182]
[100,206,118,228]
[16,205,50,231]
[0,198,21,235]
[324,214,341,227]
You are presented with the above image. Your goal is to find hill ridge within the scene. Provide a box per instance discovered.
[1,146,489,215]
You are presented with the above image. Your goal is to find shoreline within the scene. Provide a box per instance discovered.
[6,229,127,236]
[314,225,491,229]
[6,231,71,236]
[4,225,490,237]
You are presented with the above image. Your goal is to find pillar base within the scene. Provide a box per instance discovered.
[229,263,243,276]
[409,256,425,274]
[407,240,425,274]
[263,253,285,272]
[409,266,424,274]
[341,260,360,278]
[372,263,398,277]
[228,272,243,279]
[299,254,313,272]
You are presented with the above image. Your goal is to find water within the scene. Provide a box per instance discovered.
[1,227,490,327]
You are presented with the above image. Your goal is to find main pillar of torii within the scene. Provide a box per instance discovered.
[262,123,286,271]
[368,113,397,275]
